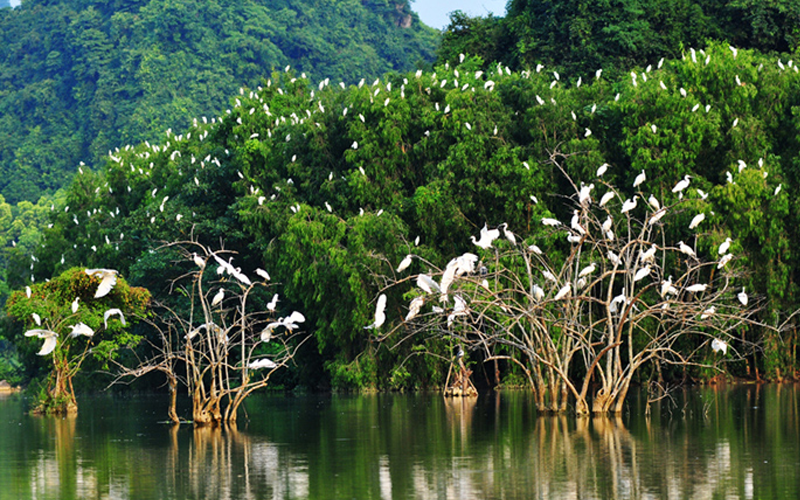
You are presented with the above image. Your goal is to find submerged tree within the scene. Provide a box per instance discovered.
[6,267,150,415]
[111,240,307,425]
[378,155,757,414]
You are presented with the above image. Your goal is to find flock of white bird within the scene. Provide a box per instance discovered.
[24,268,125,356]
[25,46,794,362]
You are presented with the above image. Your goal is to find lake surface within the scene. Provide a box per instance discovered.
[0,385,798,499]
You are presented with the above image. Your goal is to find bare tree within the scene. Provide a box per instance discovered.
[111,240,307,425]
[380,156,757,414]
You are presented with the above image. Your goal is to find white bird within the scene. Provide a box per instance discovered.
[701,306,716,319]
[711,338,728,355]
[69,323,94,338]
[542,270,557,282]
[718,238,732,255]
[633,170,646,188]
[672,175,691,193]
[686,283,708,293]
[599,192,615,207]
[417,274,441,294]
[447,295,468,327]
[85,268,118,298]
[249,358,278,370]
[633,265,651,282]
[689,213,705,230]
[621,196,638,213]
[532,284,545,301]
[396,254,413,273]
[256,268,270,281]
[405,296,425,321]
[717,253,733,269]
[554,283,571,300]
[578,183,594,205]
[597,163,609,177]
[528,244,543,255]
[738,287,748,306]
[211,289,225,307]
[499,223,517,245]
[678,241,696,258]
[103,308,126,328]
[579,263,596,278]
[775,184,782,196]
[541,218,561,227]
[365,294,387,329]
[71,297,80,313]
[639,244,657,263]
[649,208,667,225]
[608,250,622,266]
[660,276,676,297]
[267,293,279,312]
[25,329,59,356]
[471,224,500,249]
[26,286,32,298]
[32,313,41,326]
[647,194,660,211]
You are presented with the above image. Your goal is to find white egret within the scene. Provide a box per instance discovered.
[365,294,387,329]
[678,241,696,258]
[639,244,657,263]
[532,284,545,301]
[471,224,500,249]
[621,196,638,213]
[541,218,561,227]
[660,276,675,297]
[718,237,732,255]
[528,244,543,255]
[717,253,733,269]
[405,296,424,321]
[499,223,517,245]
[738,287,748,306]
[26,286,31,298]
[69,323,94,338]
[25,329,58,356]
[571,210,585,234]
[554,283,572,300]
[267,293,279,312]
[85,268,118,298]
[579,263,596,278]
[711,338,728,355]
[447,295,468,327]
[542,270,557,282]
[71,297,80,313]
[600,191,614,207]
[689,213,705,230]
[602,216,613,232]
[578,183,594,205]
[32,313,41,326]
[211,289,225,307]
[672,175,691,193]
[686,283,708,293]
[648,208,667,225]
[647,194,660,211]
[701,306,716,319]
[396,254,413,273]
[103,308,126,328]
[633,265,651,282]
[256,268,270,281]
[417,274,441,294]
[249,358,277,370]
[597,163,609,177]
[633,170,646,188]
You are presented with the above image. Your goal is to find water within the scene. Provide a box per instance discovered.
[0,385,798,499]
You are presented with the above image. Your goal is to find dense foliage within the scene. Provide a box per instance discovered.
[438,0,800,77]
[2,41,795,394]
[0,0,438,203]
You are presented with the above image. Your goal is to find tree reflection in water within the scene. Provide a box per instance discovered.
[3,388,799,499]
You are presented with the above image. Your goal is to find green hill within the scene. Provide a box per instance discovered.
[0,0,439,203]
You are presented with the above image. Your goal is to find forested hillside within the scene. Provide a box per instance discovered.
[0,0,438,203]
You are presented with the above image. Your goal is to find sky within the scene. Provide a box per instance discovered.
[412,0,508,30]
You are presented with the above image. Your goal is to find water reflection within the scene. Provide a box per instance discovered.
[0,387,798,499]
